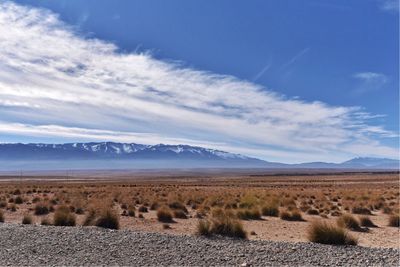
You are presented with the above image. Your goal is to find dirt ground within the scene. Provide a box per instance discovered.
[0,171,399,248]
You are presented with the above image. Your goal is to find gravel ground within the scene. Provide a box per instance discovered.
[0,223,398,266]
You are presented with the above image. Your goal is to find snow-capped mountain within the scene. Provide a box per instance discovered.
[0,142,398,170]
[0,142,259,161]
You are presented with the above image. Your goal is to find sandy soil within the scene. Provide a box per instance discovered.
[1,171,399,249]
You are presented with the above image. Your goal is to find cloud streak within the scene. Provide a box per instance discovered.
[0,1,397,162]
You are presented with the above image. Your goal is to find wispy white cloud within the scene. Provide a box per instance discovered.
[352,72,389,95]
[379,0,399,12]
[353,72,388,84]
[0,1,397,162]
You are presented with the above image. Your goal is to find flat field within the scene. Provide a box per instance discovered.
[0,171,398,248]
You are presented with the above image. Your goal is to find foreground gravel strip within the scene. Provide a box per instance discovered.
[0,224,398,266]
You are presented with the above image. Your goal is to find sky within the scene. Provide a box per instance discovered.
[0,0,398,163]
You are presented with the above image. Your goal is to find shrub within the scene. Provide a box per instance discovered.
[0,210,4,222]
[169,201,188,213]
[337,214,360,231]
[41,217,52,226]
[54,206,76,226]
[138,206,148,213]
[128,207,135,217]
[291,211,303,221]
[173,210,188,219]
[34,203,49,215]
[307,209,319,215]
[197,220,211,236]
[157,207,173,223]
[14,196,23,204]
[352,206,371,215]
[150,202,159,210]
[236,208,261,220]
[197,210,247,239]
[308,220,357,245]
[280,210,304,221]
[261,204,280,217]
[22,214,33,224]
[162,224,171,229]
[388,214,400,227]
[75,207,84,214]
[83,209,97,226]
[359,216,376,227]
[95,209,120,230]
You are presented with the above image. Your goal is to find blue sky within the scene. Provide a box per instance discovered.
[0,0,398,162]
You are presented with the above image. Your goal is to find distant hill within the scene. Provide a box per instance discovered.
[0,142,398,170]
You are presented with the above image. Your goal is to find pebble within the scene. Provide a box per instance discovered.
[0,223,398,266]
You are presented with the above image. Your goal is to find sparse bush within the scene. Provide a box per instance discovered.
[0,210,4,222]
[337,214,360,231]
[22,214,33,224]
[34,203,49,215]
[157,207,173,223]
[138,206,148,213]
[197,220,211,236]
[388,214,400,227]
[261,204,280,217]
[197,209,247,238]
[359,216,376,227]
[169,201,188,213]
[95,209,120,230]
[236,208,261,220]
[128,207,135,217]
[41,217,52,226]
[173,210,188,219]
[307,209,319,215]
[83,209,97,226]
[150,202,159,210]
[308,220,357,245]
[15,196,23,204]
[75,207,84,214]
[352,206,371,215]
[54,206,76,226]
[9,204,16,212]
[280,210,304,221]
[163,224,171,229]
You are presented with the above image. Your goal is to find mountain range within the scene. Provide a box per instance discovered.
[0,142,398,170]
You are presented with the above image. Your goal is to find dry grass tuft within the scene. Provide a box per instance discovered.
[388,214,400,227]
[54,206,76,226]
[34,203,49,215]
[95,208,120,229]
[337,214,361,231]
[22,214,33,224]
[308,220,357,245]
[236,208,261,220]
[261,204,279,217]
[41,217,52,226]
[359,216,376,228]
[157,207,173,223]
[280,210,304,221]
[197,209,247,238]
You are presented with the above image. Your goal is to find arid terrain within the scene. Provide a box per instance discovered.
[0,171,398,248]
